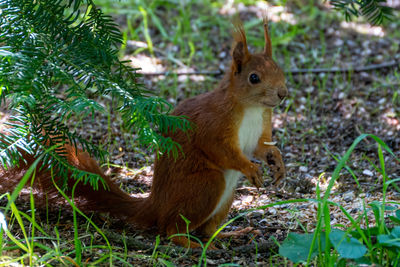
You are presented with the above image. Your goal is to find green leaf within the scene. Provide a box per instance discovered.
[279,232,326,263]
[329,229,367,259]
[389,215,400,225]
[350,226,380,240]
[369,201,383,222]
[377,226,400,248]
[157,258,175,267]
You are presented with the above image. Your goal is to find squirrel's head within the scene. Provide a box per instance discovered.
[229,17,288,108]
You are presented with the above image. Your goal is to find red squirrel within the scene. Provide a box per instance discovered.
[0,18,287,248]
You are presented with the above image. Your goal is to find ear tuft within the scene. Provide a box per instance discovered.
[263,15,272,57]
[231,17,249,74]
[232,42,244,74]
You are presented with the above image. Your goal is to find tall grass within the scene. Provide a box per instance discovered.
[279,134,400,266]
[0,151,129,266]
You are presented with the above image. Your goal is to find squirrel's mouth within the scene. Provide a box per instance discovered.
[260,100,279,108]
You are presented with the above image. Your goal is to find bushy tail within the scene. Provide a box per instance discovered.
[0,144,157,229]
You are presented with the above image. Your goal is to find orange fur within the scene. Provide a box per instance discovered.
[0,18,287,248]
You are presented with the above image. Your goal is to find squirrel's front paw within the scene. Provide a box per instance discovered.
[244,163,263,188]
[264,147,285,185]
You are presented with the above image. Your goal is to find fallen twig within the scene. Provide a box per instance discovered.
[127,40,400,77]
[140,70,223,76]
[137,59,400,76]
[288,60,400,74]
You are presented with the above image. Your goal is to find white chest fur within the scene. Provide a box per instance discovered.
[207,107,264,221]
[238,107,264,155]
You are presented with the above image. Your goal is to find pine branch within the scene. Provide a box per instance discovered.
[331,0,394,24]
[0,0,190,189]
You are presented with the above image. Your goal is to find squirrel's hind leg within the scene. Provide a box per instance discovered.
[197,193,260,244]
[166,227,203,249]
[196,192,234,237]
[163,169,226,249]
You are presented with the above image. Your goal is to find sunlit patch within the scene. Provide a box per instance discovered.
[301,173,340,194]
[219,1,296,25]
[125,54,165,74]
[273,112,306,128]
[0,111,9,132]
[175,66,205,82]
[273,116,284,128]
[263,4,297,25]
[382,109,400,133]
[0,211,7,231]
[124,42,205,83]
[340,21,385,37]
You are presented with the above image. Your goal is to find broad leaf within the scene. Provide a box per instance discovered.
[377,226,400,248]
[279,232,326,263]
[389,215,400,225]
[329,229,367,259]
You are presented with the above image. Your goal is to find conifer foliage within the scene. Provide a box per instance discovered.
[0,0,190,188]
[331,0,393,25]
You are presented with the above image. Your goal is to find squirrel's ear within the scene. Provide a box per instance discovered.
[232,20,249,74]
[263,16,272,57]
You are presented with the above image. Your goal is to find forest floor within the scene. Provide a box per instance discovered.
[2,0,400,266]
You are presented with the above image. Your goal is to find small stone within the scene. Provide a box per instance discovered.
[299,97,307,104]
[299,166,308,172]
[268,208,277,215]
[343,191,355,202]
[206,259,216,265]
[305,86,314,93]
[218,51,226,58]
[168,97,176,104]
[233,200,241,206]
[346,40,356,47]
[242,195,253,205]
[374,54,384,63]
[248,210,264,218]
[362,48,372,56]
[362,169,373,176]
[334,39,344,46]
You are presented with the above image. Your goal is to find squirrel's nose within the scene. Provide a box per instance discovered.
[277,86,288,100]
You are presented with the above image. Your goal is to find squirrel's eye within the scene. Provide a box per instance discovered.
[249,73,260,84]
